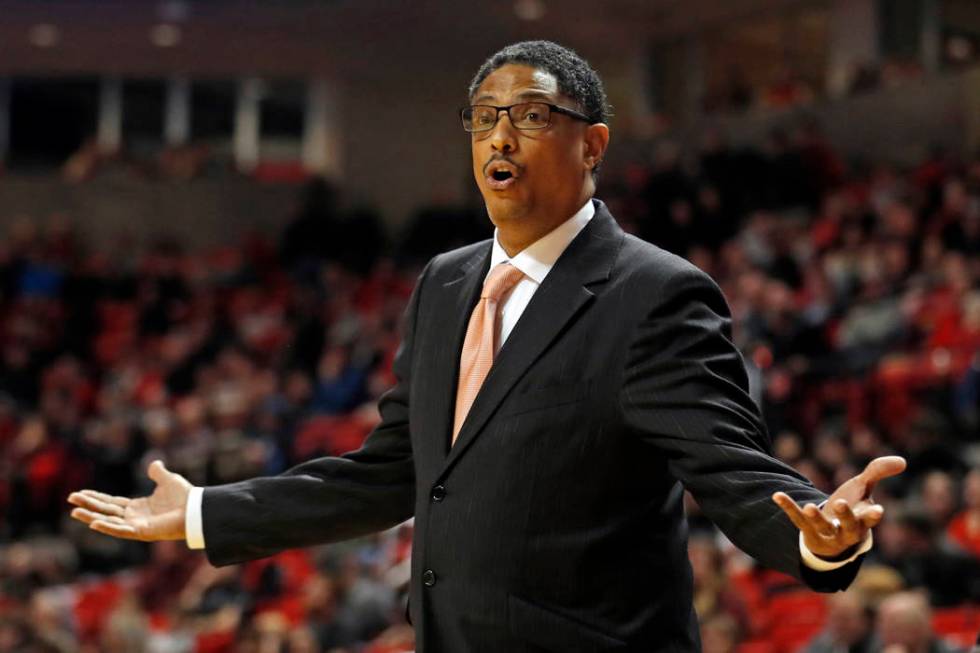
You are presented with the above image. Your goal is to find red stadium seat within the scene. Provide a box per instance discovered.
[73,579,123,642]
[194,629,235,653]
[932,605,980,645]
[738,639,776,653]
[763,591,828,653]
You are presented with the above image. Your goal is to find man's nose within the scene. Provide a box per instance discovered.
[489,113,518,153]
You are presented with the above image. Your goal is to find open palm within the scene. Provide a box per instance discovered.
[773,455,906,558]
[68,460,191,542]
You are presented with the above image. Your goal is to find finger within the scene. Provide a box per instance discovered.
[67,493,126,518]
[70,507,100,525]
[831,500,862,538]
[79,494,126,518]
[803,503,838,538]
[68,490,129,509]
[90,520,140,540]
[859,456,907,491]
[72,507,129,524]
[81,490,131,508]
[854,503,885,529]
[773,492,818,537]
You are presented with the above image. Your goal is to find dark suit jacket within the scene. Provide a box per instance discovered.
[202,199,861,652]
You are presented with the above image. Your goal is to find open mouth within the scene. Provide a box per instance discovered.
[486,167,519,190]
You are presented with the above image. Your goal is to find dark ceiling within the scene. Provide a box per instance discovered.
[0,0,818,77]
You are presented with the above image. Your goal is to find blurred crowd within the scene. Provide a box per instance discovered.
[0,116,978,652]
[602,121,980,652]
[702,56,930,115]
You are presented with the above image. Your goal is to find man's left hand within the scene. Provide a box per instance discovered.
[772,456,907,559]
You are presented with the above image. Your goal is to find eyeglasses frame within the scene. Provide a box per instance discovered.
[460,101,593,134]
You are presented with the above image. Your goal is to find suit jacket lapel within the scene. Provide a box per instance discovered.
[437,199,625,477]
[419,245,490,470]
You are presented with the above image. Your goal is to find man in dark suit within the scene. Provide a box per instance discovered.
[69,41,904,652]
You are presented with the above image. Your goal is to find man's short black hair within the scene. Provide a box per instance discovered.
[467,40,610,126]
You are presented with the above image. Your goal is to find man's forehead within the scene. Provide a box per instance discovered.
[472,64,560,103]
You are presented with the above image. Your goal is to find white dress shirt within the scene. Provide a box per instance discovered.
[185,198,869,570]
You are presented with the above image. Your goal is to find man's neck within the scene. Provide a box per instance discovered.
[496,194,593,257]
[497,226,556,258]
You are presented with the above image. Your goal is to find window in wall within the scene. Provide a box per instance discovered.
[879,0,925,62]
[260,79,305,161]
[191,79,235,140]
[191,79,236,161]
[122,79,166,156]
[7,77,99,169]
[701,5,829,113]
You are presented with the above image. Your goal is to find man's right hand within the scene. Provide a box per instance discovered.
[68,460,191,542]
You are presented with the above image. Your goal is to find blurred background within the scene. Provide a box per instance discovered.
[0,0,978,651]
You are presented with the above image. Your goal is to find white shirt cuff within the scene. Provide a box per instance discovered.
[799,529,873,571]
[185,486,206,550]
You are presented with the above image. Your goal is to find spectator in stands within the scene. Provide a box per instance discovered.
[873,510,980,607]
[803,591,876,653]
[921,471,960,530]
[875,591,964,653]
[690,534,752,638]
[701,613,741,653]
[280,177,342,279]
[948,468,980,557]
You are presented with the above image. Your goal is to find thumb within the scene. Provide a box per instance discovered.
[859,455,907,496]
[147,460,171,485]
[860,455,907,484]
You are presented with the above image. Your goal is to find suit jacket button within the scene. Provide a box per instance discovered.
[422,569,436,587]
[431,485,446,502]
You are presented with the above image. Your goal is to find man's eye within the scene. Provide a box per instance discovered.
[522,111,547,125]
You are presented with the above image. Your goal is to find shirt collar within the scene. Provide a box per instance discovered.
[487,199,595,285]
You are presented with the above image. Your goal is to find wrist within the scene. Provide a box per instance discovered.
[813,541,860,562]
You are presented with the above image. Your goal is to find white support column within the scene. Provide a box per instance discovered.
[302,78,342,178]
[164,76,191,146]
[827,0,879,96]
[97,76,123,154]
[0,79,9,166]
[234,77,262,172]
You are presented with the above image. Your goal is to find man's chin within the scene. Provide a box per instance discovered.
[484,200,530,226]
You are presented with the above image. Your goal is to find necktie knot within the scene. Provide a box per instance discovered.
[482,263,524,302]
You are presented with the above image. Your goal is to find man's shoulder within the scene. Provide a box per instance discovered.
[617,233,714,289]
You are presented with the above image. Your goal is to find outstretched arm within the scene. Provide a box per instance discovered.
[619,266,903,589]
[69,260,430,566]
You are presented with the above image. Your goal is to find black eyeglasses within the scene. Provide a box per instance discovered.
[460,102,592,133]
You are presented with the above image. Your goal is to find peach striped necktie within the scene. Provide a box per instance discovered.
[452,262,525,445]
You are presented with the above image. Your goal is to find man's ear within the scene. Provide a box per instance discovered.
[583,123,610,171]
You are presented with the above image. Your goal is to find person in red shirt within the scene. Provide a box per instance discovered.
[948,467,980,557]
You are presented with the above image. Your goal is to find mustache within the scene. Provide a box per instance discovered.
[483,155,523,176]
